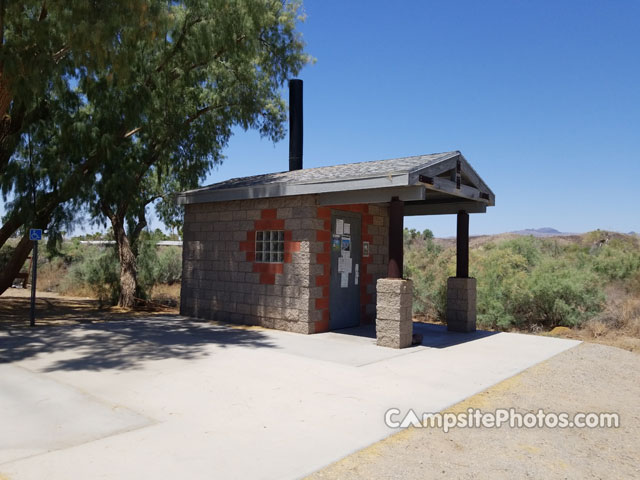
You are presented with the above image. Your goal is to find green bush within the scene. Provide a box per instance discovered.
[591,245,640,281]
[518,259,605,328]
[472,246,530,330]
[405,231,612,331]
[136,241,182,299]
[404,233,450,320]
[60,245,120,303]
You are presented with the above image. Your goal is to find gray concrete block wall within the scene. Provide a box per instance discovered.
[181,196,391,334]
[366,204,389,322]
[181,195,318,333]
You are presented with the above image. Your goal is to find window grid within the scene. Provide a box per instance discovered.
[255,230,284,263]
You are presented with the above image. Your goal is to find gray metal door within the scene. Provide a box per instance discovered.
[329,211,361,330]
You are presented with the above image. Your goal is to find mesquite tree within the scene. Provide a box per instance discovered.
[0,0,165,293]
[1,1,308,305]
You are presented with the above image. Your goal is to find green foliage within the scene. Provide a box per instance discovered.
[0,244,18,273]
[54,234,182,304]
[591,242,640,280]
[135,233,182,298]
[61,245,121,304]
[1,1,309,301]
[518,259,604,328]
[404,230,449,319]
[472,246,530,329]
[404,231,639,331]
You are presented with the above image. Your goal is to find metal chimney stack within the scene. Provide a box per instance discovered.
[288,79,303,171]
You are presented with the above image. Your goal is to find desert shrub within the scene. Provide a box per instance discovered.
[472,247,530,330]
[38,257,67,292]
[590,245,640,281]
[404,233,450,320]
[155,247,182,284]
[136,239,159,299]
[517,259,604,328]
[499,236,542,266]
[60,245,120,303]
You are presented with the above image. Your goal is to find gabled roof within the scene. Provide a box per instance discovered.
[178,150,495,216]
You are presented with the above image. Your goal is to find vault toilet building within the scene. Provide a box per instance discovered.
[178,80,495,346]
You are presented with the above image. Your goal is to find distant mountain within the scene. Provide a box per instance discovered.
[510,227,571,237]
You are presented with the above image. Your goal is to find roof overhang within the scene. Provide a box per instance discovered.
[177,152,495,215]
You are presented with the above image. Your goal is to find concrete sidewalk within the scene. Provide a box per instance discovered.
[0,318,579,480]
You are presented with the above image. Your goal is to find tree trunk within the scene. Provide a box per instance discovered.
[0,234,33,294]
[110,214,138,308]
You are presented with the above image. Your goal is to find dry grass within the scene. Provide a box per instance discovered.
[150,283,181,308]
[548,288,640,353]
[0,289,178,329]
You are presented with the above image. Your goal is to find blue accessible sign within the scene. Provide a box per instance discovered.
[29,229,42,241]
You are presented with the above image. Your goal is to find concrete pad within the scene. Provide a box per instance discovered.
[0,364,151,464]
[0,317,580,480]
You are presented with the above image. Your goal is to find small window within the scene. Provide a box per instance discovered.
[255,230,284,263]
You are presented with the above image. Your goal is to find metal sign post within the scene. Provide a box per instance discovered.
[29,229,42,327]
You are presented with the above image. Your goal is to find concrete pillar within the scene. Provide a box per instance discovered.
[446,277,477,332]
[376,278,413,348]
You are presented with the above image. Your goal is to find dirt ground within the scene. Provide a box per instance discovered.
[306,341,640,479]
[0,289,178,328]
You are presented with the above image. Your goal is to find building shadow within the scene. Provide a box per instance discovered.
[0,316,276,371]
[330,321,498,348]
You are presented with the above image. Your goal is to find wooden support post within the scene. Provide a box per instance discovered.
[388,197,404,278]
[456,210,469,278]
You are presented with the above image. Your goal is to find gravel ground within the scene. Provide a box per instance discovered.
[306,342,640,479]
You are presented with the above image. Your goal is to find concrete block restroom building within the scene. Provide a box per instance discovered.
[178,80,495,343]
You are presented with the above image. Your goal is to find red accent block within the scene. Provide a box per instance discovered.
[317,207,332,219]
[260,273,276,284]
[253,263,284,274]
[315,297,329,310]
[316,252,330,265]
[246,252,255,262]
[322,286,329,297]
[284,230,293,241]
[315,274,329,287]
[316,230,331,242]
[315,319,329,333]
[284,241,301,252]
[261,208,277,219]
[362,214,373,225]
[255,219,285,231]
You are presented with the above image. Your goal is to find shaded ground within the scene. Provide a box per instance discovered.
[0,289,177,329]
[306,342,640,480]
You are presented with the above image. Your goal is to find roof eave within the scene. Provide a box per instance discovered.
[177,172,411,205]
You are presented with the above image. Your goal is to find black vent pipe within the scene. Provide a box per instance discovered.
[289,79,303,171]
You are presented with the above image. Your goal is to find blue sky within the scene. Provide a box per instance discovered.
[209,0,640,237]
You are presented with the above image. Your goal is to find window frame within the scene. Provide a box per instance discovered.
[255,230,285,263]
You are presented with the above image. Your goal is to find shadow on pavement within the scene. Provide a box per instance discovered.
[0,316,276,371]
[331,322,499,348]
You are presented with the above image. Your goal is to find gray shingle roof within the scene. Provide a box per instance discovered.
[184,151,459,193]
[177,150,494,209]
